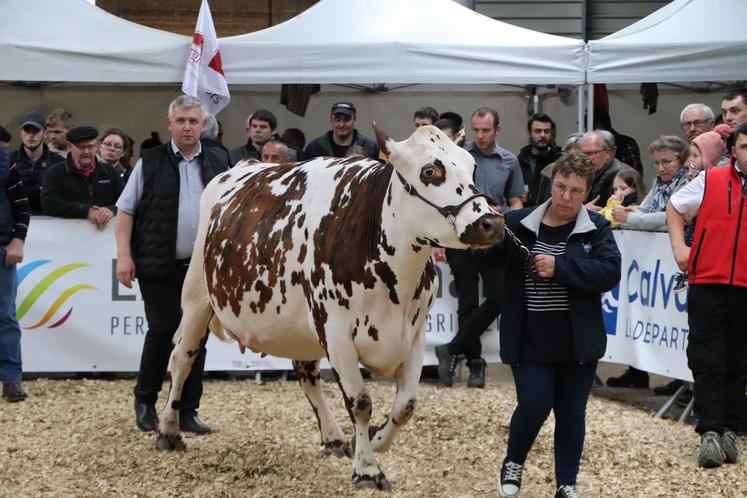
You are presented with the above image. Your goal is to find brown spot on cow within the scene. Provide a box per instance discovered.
[413,260,436,302]
[204,165,309,317]
[292,360,321,387]
[313,162,395,301]
[419,160,446,187]
[411,244,422,253]
[411,307,420,326]
[374,261,399,304]
[367,325,379,341]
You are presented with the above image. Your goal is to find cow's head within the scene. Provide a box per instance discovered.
[374,123,504,249]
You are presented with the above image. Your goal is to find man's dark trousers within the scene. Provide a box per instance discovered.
[445,247,504,360]
[134,261,207,412]
[687,284,747,434]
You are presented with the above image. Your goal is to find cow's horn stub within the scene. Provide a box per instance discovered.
[372,121,390,156]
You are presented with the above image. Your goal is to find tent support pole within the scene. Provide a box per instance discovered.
[577,85,584,133]
[586,83,595,132]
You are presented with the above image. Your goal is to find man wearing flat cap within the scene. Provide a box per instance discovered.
[10,111,64,215]
[304,102,379,160]
[41,126,123,230]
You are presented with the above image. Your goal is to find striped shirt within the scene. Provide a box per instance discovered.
[521,222,574,363]
[524,240,570,312]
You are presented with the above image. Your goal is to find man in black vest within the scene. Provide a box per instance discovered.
[115,95,227,434]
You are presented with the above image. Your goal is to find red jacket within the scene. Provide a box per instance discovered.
[689,165,747,287]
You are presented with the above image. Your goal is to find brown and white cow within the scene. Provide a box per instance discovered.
[156,124,504,491]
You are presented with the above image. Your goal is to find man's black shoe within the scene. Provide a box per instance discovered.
[674,389,694,408]
[2,383,27,402]
[654,379,684,396]
[468,358,487,388]
[134,400,158,432]
[606,367,649,388]
[435,344,462,387]
[180,411,212,434]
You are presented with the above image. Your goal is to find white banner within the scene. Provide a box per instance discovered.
[602,230,692,381]
[18,219,688,378]
[18,218,497,372]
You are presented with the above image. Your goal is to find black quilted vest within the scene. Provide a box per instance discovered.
[132,143,226,282]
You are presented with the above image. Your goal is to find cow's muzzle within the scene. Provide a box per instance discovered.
[460,213,505,247]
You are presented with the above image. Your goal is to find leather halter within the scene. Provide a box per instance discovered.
[395,169,545,281]
[395,170,498,227]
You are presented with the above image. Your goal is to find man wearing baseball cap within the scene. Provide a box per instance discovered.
[9,111,64,215]
[304,102,379,160]
[40,126,123,230]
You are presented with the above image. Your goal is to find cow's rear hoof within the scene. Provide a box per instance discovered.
[156,433,186,451]
[322,440,352,458]
[353,472,392,492]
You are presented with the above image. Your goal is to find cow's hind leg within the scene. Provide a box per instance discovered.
[156,264,213,451]
[292,360,351,457]
[370,328,424,453]
[326,340,391,491]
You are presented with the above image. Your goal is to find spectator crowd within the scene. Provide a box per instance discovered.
[3,87,747,498]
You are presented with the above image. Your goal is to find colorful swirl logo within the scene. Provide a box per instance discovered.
[16,260,96,330]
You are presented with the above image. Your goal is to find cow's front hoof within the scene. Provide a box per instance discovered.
[156,433,186,451]
[353,472,391,492]
[322,439,352,458]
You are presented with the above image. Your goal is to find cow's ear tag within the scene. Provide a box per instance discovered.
[372,121,391,156]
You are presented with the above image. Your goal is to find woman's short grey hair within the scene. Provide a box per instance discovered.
[168,94,204,119]
[563,132,583,152]
[201,113,219,140]
[582,129,616,150]
[649,135,689,163]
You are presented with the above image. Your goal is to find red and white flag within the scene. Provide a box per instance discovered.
[182,0,230,115]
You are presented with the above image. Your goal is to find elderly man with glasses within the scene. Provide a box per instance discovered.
[41,126,123,230]
[579,130,630,211]
[680,103,716,144]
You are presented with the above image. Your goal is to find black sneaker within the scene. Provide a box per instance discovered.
[698,431,725,468]
[497,458,523,497]
[722,430,742,464]
[673,272,688,292]
[555,484,582,498]
[467,358,486,388]
[2,383,27,402]
[653,379,684,396]
[606,367,649,388]
[435,344,462,387]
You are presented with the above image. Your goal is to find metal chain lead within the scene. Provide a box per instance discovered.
[502,223,545,282]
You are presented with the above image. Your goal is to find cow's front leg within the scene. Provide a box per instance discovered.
[292,360,351,457]
[326,338,391,491]
[370,326,424,453]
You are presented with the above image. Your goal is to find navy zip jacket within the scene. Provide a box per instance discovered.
[499,200,621,364]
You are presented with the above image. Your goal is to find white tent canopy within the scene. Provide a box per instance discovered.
[587,0,747,83]
[2,0,585,85]
[0,0,190,83]
[1,0,586,86]
[213,0,587,85]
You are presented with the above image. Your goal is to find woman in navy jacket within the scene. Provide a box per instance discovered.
[497,153,621,498]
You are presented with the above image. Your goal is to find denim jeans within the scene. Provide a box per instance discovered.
[0,246,23,384]
[506,360,597,487]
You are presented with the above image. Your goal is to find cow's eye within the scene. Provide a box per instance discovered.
[423,167,435,177]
